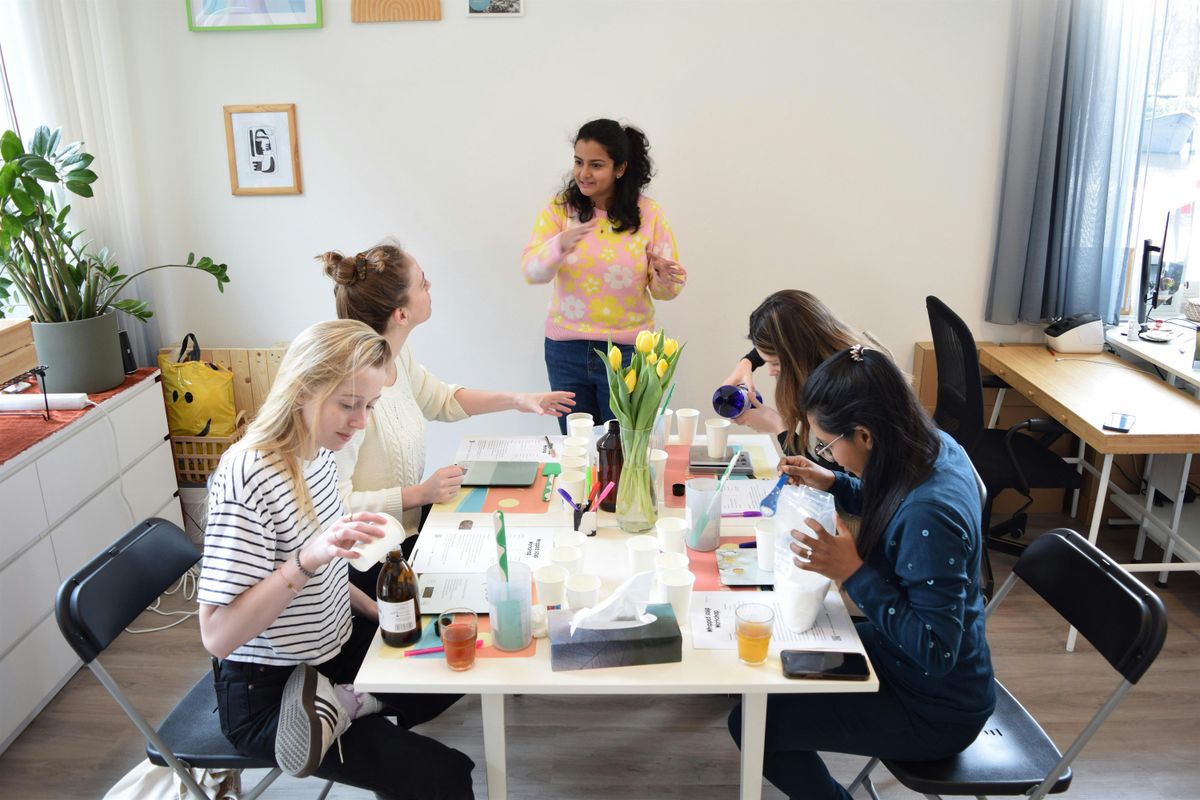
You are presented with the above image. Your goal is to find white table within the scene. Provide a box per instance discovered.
[355,434,878,800]
[1104,326,1200,582]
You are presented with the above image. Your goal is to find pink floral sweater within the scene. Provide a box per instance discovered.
[521,195,685,344]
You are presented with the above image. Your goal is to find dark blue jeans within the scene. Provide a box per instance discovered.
[544,337,634,434]
[727,629,988,800]
[214,616,474,799]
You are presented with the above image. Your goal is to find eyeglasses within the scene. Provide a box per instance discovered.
[813,433,845,461]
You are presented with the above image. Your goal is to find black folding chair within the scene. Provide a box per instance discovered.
[55,517,331,799]
[847,528,1168,799]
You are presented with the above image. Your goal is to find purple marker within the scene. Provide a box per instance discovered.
[721,510,763,518]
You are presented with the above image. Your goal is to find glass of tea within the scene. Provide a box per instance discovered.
[438,608,479,671]
[735,603,774,666]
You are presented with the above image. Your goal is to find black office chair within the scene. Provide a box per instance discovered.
[847,528,1168,799]
[926,296,1082,591]
[55,517,331,800]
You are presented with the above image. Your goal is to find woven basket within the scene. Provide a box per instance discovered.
[170,411,246,484]
[1184,297,1200,323]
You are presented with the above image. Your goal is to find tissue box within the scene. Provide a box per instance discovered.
[548,603,682,671]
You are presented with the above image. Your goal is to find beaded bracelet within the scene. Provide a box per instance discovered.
[294,549,318,579]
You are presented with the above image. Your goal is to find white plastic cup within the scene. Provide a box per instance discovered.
[534,564,567,608]
[347,512,407,572]
[656,517,688,555]
[565,573,601,609]
[654,551,689,574]
[649,449,669,507]
[705,418,732,458]
[675,408,700,446]
[551,544,583,576]
[659,568,696,625]
[754,518,774,572]
[627,534,659,575]
[556,470,586,511]
[661,408,674,441]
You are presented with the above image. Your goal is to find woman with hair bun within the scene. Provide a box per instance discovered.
[522,118,687,432]
[321,242,574,545]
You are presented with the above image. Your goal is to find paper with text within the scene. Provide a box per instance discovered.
[455,436,559,462]
[416,573,490,614]
[410,526,553,574]
[721,479,777,515]
[689,590,866,654]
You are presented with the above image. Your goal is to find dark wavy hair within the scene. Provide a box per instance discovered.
[801,347,941,559]
[557,118,653,234]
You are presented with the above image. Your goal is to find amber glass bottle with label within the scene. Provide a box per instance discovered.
[377,549,421,647]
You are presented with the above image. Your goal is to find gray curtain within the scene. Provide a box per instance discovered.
[987,0,1160,324]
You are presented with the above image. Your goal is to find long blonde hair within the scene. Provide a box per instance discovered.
[748,290,882,453]
[230,319,391,521]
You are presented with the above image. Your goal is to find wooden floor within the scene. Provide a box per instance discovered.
[2,515,1197,799]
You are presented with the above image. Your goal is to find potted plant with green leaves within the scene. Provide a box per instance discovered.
[0,125,228,393]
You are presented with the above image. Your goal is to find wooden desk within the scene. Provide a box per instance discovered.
[1105,326,1200,393]
[978,345,1200,647]
[355,434,878,800]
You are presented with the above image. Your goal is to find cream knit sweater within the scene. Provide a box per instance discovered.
[336,343,468,534]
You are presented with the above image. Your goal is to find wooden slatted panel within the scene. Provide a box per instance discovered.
[352,0,441,22]
[248,349,273,413]
[229,349,254,420]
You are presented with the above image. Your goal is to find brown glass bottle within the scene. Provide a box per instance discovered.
[596,419,623,512]
[377,548,422,647]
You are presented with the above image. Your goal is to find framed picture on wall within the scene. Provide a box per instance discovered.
[468,0,523,16]
[223,104,302,196]
[187,0,323,31]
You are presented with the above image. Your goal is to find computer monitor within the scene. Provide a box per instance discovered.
[1137,213,1173,328]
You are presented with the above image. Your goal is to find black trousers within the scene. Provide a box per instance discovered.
[213,616,474,799]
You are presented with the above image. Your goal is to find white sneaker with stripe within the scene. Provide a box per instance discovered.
[275,664,352,778]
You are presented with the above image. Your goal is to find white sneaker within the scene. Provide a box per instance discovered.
[275,664,351,777]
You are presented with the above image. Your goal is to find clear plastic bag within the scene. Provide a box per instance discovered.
[771,484,835,630]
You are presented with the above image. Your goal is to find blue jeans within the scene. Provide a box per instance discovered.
[727,629,987,800]
[544,338,634,434]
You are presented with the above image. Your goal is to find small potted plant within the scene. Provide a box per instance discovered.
[0,125,228,393]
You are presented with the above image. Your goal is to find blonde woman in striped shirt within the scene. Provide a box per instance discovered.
[198,319,475,798]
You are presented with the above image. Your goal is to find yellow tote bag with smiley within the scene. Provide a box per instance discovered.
[157,333,236,437]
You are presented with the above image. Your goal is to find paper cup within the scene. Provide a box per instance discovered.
[565,573,601,609]
[553,529,585,549]
[656,517,688,555]
[556,470,586,511]
[754,518,774,572]
[627,534,659,575]
[534,564,567,608]
[661,408,674,441]
[566,416,594,441]
[559,455,588,473]
[659,568,696,625]
[551,544,583,576]
[675,408,699,446]
[348,512,406,572]
[705,418,732,458]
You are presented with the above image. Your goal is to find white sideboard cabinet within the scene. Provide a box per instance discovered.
[0,371,181,753]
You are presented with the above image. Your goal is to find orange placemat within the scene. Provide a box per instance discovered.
[434,462,557,515]
[0,368,159,466]
[688,537,758,591]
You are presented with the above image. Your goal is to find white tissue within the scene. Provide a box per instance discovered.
[569,571,657,634]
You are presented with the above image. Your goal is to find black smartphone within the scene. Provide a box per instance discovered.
[781,650,870,680]
[1102,412,1135,433]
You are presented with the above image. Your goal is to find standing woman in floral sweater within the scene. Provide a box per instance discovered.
[522,118,687,432]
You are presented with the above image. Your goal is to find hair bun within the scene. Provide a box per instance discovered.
[319,251,360,286]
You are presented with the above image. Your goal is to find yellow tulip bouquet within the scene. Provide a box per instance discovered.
[595,329,685,532]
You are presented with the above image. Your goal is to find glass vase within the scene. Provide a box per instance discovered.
[616,425,657,533]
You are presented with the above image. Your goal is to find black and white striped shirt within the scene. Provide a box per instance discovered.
[198,448,352,666]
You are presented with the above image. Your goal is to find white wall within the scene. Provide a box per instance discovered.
[118,0,1035,469]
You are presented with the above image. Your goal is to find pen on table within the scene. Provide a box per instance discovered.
[722,511,763,518]
[544,435,555,456]
[557,486,579,510]
[404,640,484,657]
